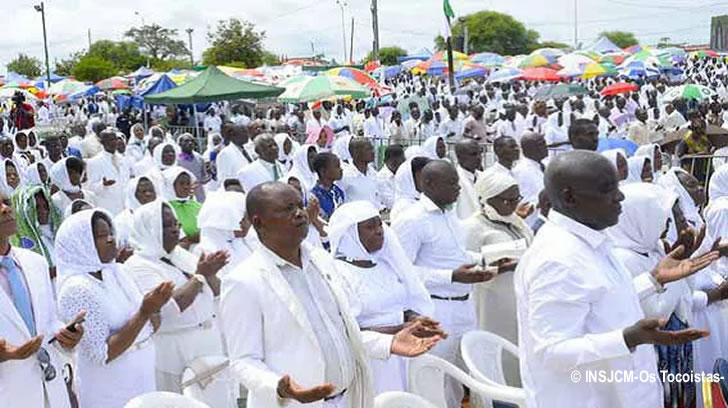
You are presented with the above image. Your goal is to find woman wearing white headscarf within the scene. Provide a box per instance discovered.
[659,167,705,243]
[463,169,534,387]
[624,156,653,184]
[24,161,49,187]
[329,200,434,394]
[163,166,202,247]
[0,157,23,196]
[634,143,664,181]
[123,200,229,392]
[708,163,728,204]
[690,197,728,396]
[197,190,257,277]
[331,133,353,163]
[607,183,696,407]
[144,141,179,192]
[285,144,318,194]
[50,157,95,218]
[56,209,174,408]
[390,156,431,223]
[601,148,628,182]
[421,136,447,160]
[274,133,297,172]
[126,123,147,162]
[113,176,157,248]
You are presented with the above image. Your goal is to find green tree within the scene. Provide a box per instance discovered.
[202,18,267,67]
[434,11,540,55]
[7,53,42,78]
[537,41,571,50]
[149,57,192,72]
[365,46,407,65]
[599,31,638,49]
[261,51,281,66]
[87,40,146,72]
[54,51,84,77]
[72,55,117,82]
[125,24,189,60]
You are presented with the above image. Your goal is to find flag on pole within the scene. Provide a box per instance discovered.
[443,0,455,37]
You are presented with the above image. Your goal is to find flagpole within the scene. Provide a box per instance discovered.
[446,15,456,91]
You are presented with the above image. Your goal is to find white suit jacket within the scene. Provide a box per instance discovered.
[220,243,393,408]
[238,159,283,192]
[0,248,70,408]
[455,165,480,220]
[216,144,254,185]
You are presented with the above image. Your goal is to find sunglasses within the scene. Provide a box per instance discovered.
[37,347,57,382]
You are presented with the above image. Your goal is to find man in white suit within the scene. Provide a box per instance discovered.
[85,129,130,216]
[454,139,483,220]
[217,123,255,185]
[221,182,444,408]
[0,193,85,407]
[238,134,284,192]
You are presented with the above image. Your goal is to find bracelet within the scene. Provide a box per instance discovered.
[192,274,206,287]
[648,273,666,294]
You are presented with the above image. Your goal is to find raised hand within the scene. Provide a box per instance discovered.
[406,315,448,339]
[54,310,86,349]
[102,177,116,186]
[140,281,175,317]
[515,203,534,219]
[277,374,335,403]
[652,246,719,285]
[452,263,497,284]
[196,250,230,277]
[391,321,443,357]
[0,336,42,362]
[624,318,709,349]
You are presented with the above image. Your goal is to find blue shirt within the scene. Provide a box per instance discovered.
[311,183,345,220]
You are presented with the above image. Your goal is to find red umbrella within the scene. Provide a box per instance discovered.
[600,82,639,96]
[520,67,562,81]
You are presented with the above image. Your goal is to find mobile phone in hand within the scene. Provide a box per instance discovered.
[48,318,86,344]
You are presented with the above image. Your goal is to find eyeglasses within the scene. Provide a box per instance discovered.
[37,347,57,382]
[501,195,523,206]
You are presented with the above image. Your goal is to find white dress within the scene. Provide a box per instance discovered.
[334,260,408,395]
[57,271,155,408]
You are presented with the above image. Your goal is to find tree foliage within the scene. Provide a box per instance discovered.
[537,41,571,50]
[87,40,146,72]
[599,31,638,49]
[54,51,84,76]
[366,46,407,65]
[124,24,189,60]
[7,53,42,78]
[434,11,540,55]
[149,57,192,72]
[202,18,268,68]
[72,55,117,82]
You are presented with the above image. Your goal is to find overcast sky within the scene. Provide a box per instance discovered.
[1,0,722,74]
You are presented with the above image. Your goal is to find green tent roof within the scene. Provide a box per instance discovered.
[143,66,284,104]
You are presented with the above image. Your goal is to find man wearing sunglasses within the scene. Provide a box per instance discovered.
[0,193,85,408]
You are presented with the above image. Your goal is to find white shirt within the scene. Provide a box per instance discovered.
[496,119,520,140]
[455,165,480,220]
[376,165,396,210]
[392,195,480,297]
[85,151,129,216]
[438,117,463,140]
[203,115,222,133]
[515,211,662,408]
[216,143,254,184]
[238,159,283,192]
[403,118,419,139]
[364,116,385,139]
[339,163,381,209]
[512,158,544,227]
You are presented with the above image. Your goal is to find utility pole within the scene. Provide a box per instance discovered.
[462,19,469,54]
[573,0,578,49]
[350,17,355,65]
[336,1,348,64]
[87,28,92,49]
[371,0,379,60]
[186,28,194,66]
[34,2,51,86]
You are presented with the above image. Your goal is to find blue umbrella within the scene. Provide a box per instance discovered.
[455,68,488,81]
[487,68,523,83]
[598,138,638,156]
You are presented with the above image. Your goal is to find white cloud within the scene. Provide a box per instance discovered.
[1,0,719,75]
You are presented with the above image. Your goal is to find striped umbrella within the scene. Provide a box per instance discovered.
[432,50,469,61]
[96,76,130,90]
[325,67,378,86]
[470,52,505,66]
[412,59,447,75]
[277,75,370,102]
[519,54,554,68]
[487,67,523,83]
[663,84,716,101]
[520,67,562,81]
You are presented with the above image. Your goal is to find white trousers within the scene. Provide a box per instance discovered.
[429,297,476,408]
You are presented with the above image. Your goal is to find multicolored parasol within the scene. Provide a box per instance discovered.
[600,82,638,96]
[325,67,378,86]
[277,75,370,102]
[662,84,716,101]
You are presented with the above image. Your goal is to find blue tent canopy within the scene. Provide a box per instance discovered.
[125,66,155,82]
[455,68,488,81]
[587,37,621,54]
[34,72,65,83]
[141,74,177,96]
[397,48,434,62]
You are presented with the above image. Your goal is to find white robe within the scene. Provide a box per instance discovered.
[85,151,129,216]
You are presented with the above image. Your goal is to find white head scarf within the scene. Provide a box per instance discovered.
[634,143,663,180]
[601,148,626,172]
[393,157,423,202]
[130,200,197,272]
[607,182,675,254]
[125,176,156,211]
[404,145,422,159]
[709,165,728,203]
[331,134,353,162]
[328,200,433,316]
[274,133,297,168]
[0,159,22,196]
[162,166,196,201]
[50,157,80,193]
[422,136,445,160]
[474,168,534,244]
[285,144,317,193]
[153,142,178,170]
[625,156,651,184]
[25,162,46,186]
[659,167,703,229]
[198,191,252,268]
[55,209,113,279]
[203,132,222,160]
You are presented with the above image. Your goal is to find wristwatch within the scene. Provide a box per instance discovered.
[192,274,206,287]
[648,273,666,294]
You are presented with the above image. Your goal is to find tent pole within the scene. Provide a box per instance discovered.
[193,103,200,149]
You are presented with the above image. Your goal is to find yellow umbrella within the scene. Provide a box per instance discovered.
[519,54,550,68]
[581,62,608,79]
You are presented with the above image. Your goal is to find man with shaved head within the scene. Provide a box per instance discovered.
[393,160,496,408]
[515,150,718,408]
[237,133,284,192]
[338,137,380,208]
[216,123,255,186]
[454,139,483,219]
[491,136,520,176]
[221,182,443,408]
[568,118,600,151]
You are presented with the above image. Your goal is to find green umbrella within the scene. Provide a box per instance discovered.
[663,84,715,102]
[534,83,587,100]
[278,75,370,102]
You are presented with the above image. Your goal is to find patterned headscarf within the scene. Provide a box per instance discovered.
[10,185,62,267]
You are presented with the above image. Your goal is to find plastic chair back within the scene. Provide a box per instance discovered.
[181,355,238,408]
[374,391,439,408]
[124,391,211,408]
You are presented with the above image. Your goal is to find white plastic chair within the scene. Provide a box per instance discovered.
[461,330,523,408]
[374,391,439,408]
[124,391,211,408]
[181,355,239,408]
[408,354,526,408]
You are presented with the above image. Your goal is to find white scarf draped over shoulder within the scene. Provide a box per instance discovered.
[474,168,534,245]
